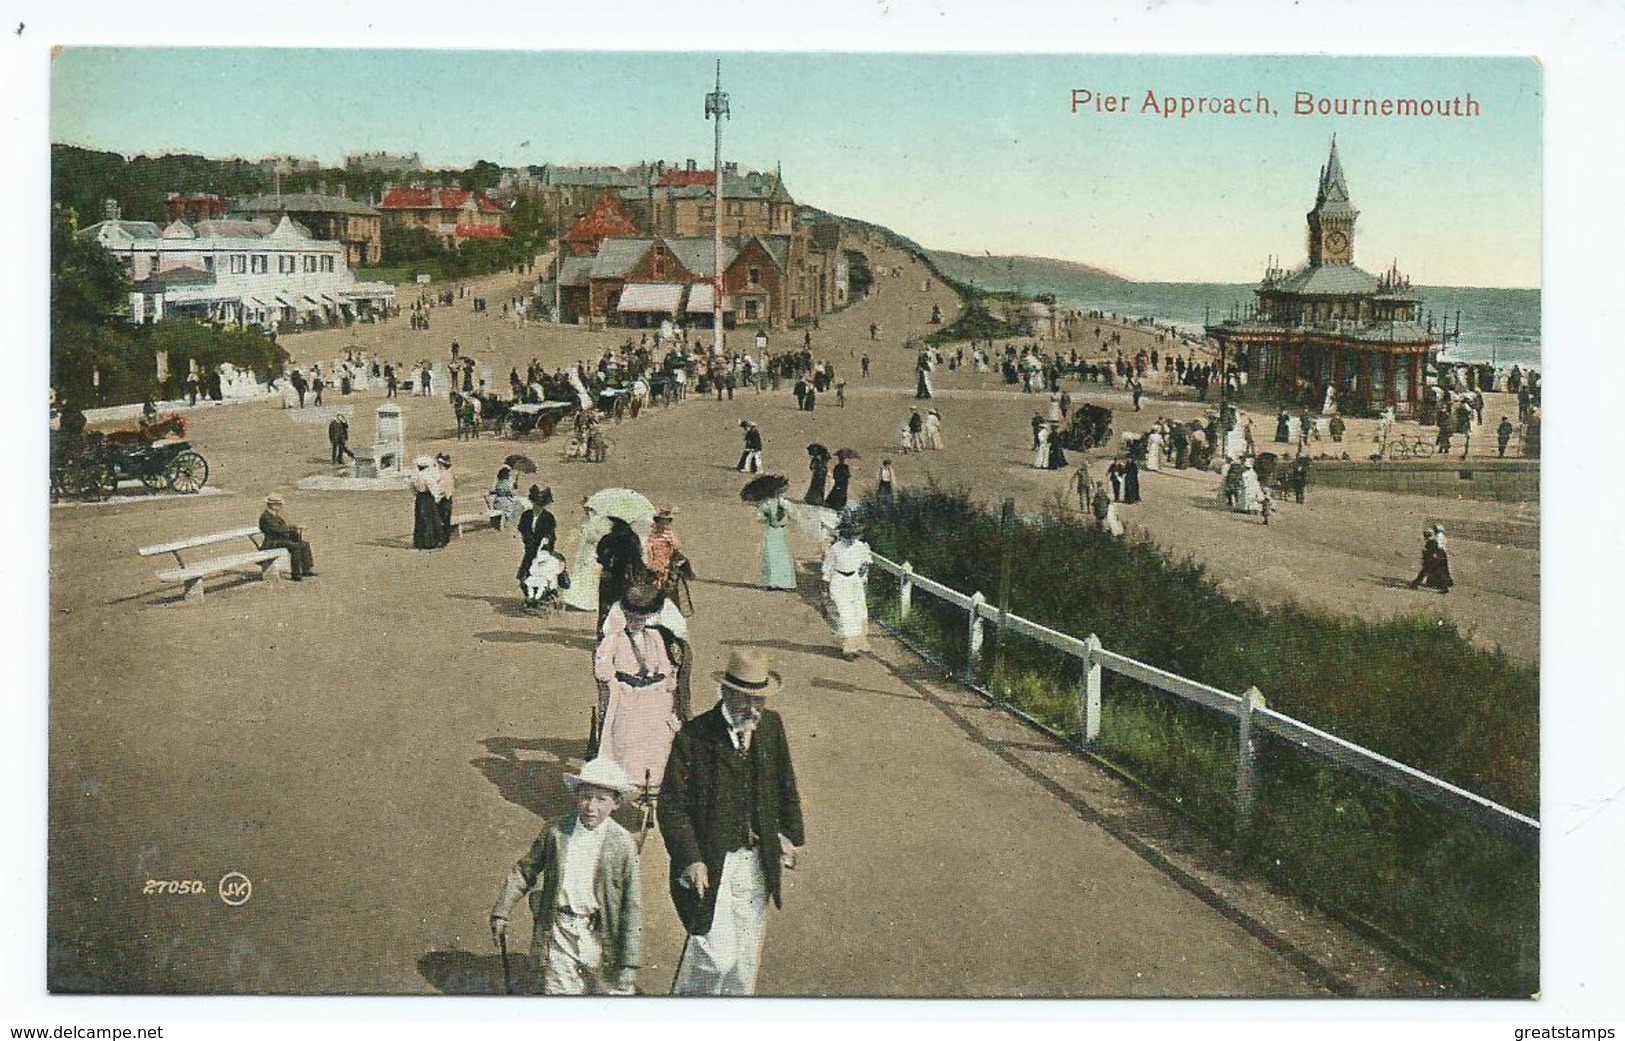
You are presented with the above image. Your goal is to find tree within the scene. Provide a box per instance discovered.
[51,205,129,329]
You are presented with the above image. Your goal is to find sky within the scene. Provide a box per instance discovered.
[50,50,1540,288]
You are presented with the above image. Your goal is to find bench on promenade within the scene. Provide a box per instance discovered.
[448,509,505,537]
[138,527,290,603]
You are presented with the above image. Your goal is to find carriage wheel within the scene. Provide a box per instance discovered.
[89,462,119,501]
[166,451,209,494]
[137,461,167,490]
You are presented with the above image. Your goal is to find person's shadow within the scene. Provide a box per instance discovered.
[471,735,594,817]
[417,948,539,996]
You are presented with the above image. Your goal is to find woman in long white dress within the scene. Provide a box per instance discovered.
[1032,424,1051,469]
[1144,429,1163,472]
[923,410,944,450]
[1237,460,1263,514]
[563,500,609,612]
[822,520,873,660]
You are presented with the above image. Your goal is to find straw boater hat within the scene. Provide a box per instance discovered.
[564,757,634,796]
[714,649,783,698]
[265,494,284,506]
[654,505,675,522]
[414,455,432,469]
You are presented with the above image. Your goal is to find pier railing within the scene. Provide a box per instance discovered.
[868,553,1539,847]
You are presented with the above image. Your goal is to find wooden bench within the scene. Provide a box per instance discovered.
[138,527,290,603]
[155,549,290,603]
[448,509,506,537]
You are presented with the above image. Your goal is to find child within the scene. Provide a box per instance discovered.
[877,458,896,501]
[490,758,642,995]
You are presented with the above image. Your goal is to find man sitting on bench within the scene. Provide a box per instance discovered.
[259,494,316,581]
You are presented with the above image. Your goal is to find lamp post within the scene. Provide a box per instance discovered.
[705,61,729,354]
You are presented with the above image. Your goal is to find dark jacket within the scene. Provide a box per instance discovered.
[745,426,763,452]
[659,705,805,936]
[516,506,556,581]
[258,509,303,545]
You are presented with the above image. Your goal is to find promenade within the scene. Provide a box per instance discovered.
[48,241,1509,996]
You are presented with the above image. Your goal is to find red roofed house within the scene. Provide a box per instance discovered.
[565,190,642,256]
[378,187,506,249]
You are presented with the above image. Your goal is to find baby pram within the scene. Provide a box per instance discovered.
[521,549,568,614]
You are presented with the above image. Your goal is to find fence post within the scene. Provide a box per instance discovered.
[1079,634,1103,747]
[899,561,913,623]
[966,592,986,684]
[1235,686,1264,845]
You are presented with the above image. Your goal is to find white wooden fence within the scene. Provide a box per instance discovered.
[870,554,1539,847]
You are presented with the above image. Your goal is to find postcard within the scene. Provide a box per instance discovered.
[41,47,1547,1007]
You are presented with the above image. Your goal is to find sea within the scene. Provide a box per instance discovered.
[927,258,1541,370]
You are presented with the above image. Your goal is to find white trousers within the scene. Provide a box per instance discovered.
[673,849,768,996]
[541,913,631,995]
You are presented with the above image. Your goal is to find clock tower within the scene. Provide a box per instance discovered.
[1306,136,1358,266]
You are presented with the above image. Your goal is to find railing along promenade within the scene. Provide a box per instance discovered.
[868,553,1539,847]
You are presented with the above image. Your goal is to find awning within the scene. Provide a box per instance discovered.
[245,297,269,309]
[302,295,322,307]
[274,294,296,307]
[320,294,339,306]
[617,283,684,314]
[685,283,735,313]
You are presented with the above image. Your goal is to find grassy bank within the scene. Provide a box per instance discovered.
[854,487,1539,996]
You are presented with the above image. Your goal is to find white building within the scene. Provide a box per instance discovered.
[77,215,395,329]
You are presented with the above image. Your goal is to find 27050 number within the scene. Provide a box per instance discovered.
[143,879,206,895]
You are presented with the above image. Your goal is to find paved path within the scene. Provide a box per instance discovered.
[48,236,1448,996]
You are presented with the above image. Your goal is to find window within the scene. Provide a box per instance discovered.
[699,205,713,221]
[321,256,335,272]
[251,254,268,274]
[651,249,665,279]
[302,255,318,273]
[1369,353,1388,396]
[748,266,761,287]
[202,256,215,272]
[744,299,760,320]
[229,254,247,274]
[278,255,296,274]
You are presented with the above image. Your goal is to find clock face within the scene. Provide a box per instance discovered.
[1326,230,1349,254]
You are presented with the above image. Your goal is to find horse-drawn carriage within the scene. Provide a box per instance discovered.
[50,414,209,502]
[1055,403,1114,451]
[499,400,577,440]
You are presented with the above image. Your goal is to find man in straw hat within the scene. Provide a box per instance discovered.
[257,494,315,580]
[660,649,805,995]
[490,757,643,995]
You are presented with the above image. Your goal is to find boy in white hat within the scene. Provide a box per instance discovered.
[490,758,643,995]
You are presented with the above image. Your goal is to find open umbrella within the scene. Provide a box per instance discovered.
[806,442,829,459]
[836,448,861,461]
[585,487,657,525]
[504,453,537,474]
[739,474,790,503]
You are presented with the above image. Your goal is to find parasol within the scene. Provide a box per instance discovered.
[836,448,861,461]
[585,487,657,525]
[806,442,829,458]
[739,474,790,503]
[504,453,537,474]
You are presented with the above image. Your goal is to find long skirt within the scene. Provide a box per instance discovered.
[761,525,796,589]
[804,472,827,506]
[413,491,443,549]
[825,479,849,512]
[436,498,453,547]
[601,683,679,792]
[563,535,601,612]
[828,574,870,653]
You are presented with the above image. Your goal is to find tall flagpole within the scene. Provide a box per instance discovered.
[705,60,729,355]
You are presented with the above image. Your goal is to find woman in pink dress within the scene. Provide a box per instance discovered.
[593,577,679,796]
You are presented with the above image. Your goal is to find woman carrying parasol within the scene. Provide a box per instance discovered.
[804,443,829,506]
[742,474,796,590]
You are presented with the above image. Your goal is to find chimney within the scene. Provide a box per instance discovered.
[104,198,121,221]
[337,182,347,199]
[165,193,183,222]
[724,161,738,176]
[686,158,697,173]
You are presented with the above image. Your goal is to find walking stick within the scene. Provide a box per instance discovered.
[668,931,691,995]
[498,932,515,995]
